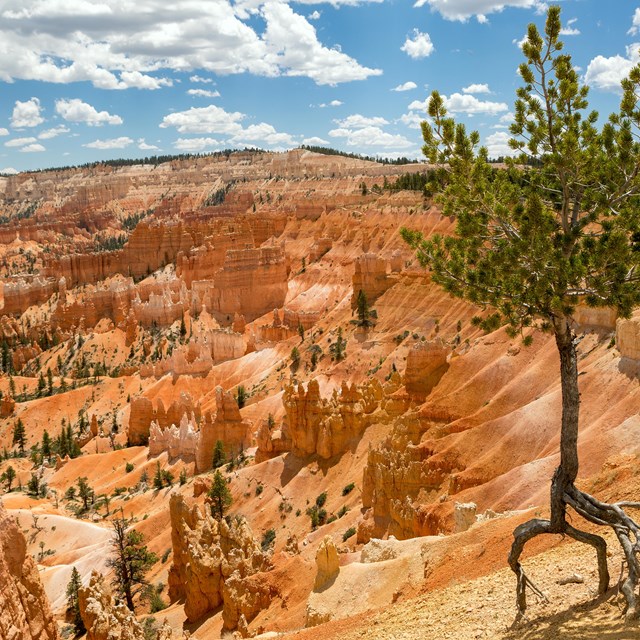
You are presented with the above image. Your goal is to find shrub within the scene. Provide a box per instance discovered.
[125,462,134,473]
[261,528,276,551]
[342,483,355,496]
[342,527,356,542]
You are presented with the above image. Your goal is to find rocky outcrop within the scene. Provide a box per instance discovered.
[194,387,252,473]
[453,502,477,533]
[128,393,201,446]
[149,414,199,460]
[351,254,395,309]
[0,395,15,417]
[573,305,617,331]
[1,276,57,317]
[314,536,339,590]
[0,499,58,640]
[273,376,402,460]
[404,340,451,399]
[168,494,272,626]
[193,244,289,323]
[617,310,640,360]
[78,571,143,640]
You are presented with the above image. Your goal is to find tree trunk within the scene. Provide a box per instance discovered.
[550,315,579,530]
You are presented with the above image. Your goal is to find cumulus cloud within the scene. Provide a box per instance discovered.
[0,0,379,87]
[302,136,329,145]
[187,89,221,98]
[0,128,9,136]
[20,143,46,153]
[55,99,123,126]
[393,81,418,92]
[319,100,343,107]
[308,10,321,19]
[334,114,389,128]
[585,44,640,93]
[160,104,296,149]
[174,137,221,152]
[190,75,215,84]
[11,98,44,128]
[414,0,547,22]
[485,131,516,157]
[38,125,70,139]
[84,137,133,149]
[560,18,580,36]
[262,2,381,84]
[5,137,37,147]
[329,125,414,149]
[462,83,491,94]
[401,30,434,59]
[443,93,508,115]
[629,8,640,36]
[0,167,18,175]
[138,138,160,150]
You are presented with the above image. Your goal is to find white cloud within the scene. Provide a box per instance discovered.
[38,125,70,139]
[187,89,221,98]
[84,137,133,149]
[308,10,321,19]
[485,131,516,157]
[560,18,580,36]
[462,83,491,94]
[0,167,18,175]
[190,75,215,84]
[319,100,343,107]
[302,136,329,145]
[174,137,221,152]
[138,139,160,151]
[5,137,37,148]
[0,0,379,88]
[11,98,44,128]
[261,2,382,84]
[393,81,417,92]
[329,124,414,149]
[160,104,296,149]
[414,0,547,22]
[398,111,424,129]
[585,44,640,92]
[499,112,515,124]
[401,30,434,59]
[20,143,46,153]
[444,92,508,115]
[629,8,640,36]
[55,99,123,126]
[120,71,173,90]
[334,114,389,128]
[0,128,8,136]
[160,105,245,135]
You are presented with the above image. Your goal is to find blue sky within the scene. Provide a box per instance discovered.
[1,0,639,173]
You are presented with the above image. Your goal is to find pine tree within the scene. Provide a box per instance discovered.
[235,385,247,409]
[153,461,164,490]
[208,470,232,520]
[37,371,46,396]
[65,566,85,635]
[12,419,26,455]
[402,6,640,619]
[1,465,16,491]
[42,430,52,460]
[77,477,93,512]
[328,327,347,362]
[46,367,54,396]
[107,515,157,612]
[353,290,376,328]
[212,440,226,469]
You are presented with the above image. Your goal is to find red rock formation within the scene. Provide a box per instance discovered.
[195,387,252,473]
[0,500,58,640]
[404,340,451,400]
[0,395,15,417]
[351,253,396,309]
[168,494,272,625]
[617,310,640,360]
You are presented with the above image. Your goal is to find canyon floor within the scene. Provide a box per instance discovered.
[0,149,639,640]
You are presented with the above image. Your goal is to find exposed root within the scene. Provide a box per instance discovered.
[509,482,640,621]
